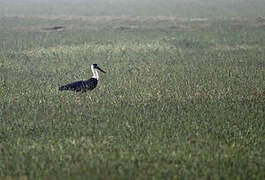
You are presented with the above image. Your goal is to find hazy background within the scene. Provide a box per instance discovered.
[1,0,265,179]
[1,0,265,17]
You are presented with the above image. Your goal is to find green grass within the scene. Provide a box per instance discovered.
[1,1,265,179]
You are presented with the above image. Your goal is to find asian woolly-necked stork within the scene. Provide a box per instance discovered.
[59,64,106,92]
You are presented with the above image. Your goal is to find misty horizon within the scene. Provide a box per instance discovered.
[1,0,265,18]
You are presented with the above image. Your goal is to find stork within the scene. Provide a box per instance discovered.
[59,64,106,92]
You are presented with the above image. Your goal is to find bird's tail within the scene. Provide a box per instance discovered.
[59,85,68,91]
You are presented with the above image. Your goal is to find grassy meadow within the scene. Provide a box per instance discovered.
[0,0,265,179]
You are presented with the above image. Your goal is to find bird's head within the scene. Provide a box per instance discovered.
[92,64,106,73]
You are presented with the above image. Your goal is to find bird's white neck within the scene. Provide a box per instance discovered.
[91,65,99,80]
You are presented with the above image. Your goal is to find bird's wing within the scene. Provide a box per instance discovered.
[83,78,98,90]
[59,80,85,91]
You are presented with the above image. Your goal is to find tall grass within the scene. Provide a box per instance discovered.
[0,2,265,179]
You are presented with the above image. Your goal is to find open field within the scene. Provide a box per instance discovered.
[0,0,265,179]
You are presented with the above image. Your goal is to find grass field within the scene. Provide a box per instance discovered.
[0,0,265,179]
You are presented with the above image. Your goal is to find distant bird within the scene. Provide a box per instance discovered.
[59,64,106,92]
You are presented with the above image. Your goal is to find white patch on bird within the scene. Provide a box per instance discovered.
[91,64,99,80]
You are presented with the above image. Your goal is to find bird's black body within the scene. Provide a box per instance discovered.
[59,78,98,92]
[59,64,105,93]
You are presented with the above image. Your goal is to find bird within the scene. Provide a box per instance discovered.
[59,64,106,92]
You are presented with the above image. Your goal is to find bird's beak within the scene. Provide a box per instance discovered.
[97,66,106,73]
